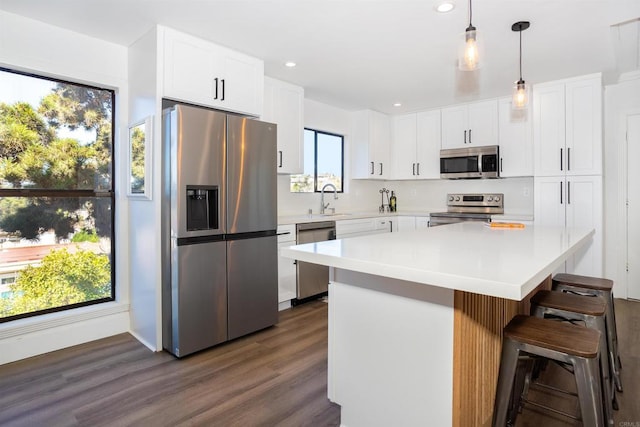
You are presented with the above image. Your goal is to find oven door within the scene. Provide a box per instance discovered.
[429,213,492,227]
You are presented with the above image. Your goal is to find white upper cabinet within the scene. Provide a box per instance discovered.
[533,74,602,177]
[416,110,442,179]
[498,97,533,177]
[565,76,603,176]
[391,110,440,180]
[441,99,498,149]
[352,110,391,179]
[263,77,304,174]
[162,27,264,116]
[392,114,418,180]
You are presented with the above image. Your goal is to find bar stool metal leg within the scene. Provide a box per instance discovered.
[554,282,623,392]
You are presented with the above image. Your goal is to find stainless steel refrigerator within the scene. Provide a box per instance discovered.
[161,103,278,358]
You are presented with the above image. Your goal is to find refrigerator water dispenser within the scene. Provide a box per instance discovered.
[186,185,218,231]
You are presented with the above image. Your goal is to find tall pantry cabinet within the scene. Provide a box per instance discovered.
[533,74,603,276]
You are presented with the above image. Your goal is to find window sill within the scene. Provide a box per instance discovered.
[0,301,129,340]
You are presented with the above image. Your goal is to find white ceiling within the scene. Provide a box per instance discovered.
[1,0,639,114]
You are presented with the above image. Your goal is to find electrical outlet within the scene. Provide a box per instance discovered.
[523,187,530,197]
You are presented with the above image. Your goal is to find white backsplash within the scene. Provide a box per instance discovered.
[278,175,534,217]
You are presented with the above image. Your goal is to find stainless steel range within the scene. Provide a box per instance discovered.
[429,193,504,227]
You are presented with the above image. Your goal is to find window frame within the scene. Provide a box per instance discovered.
[305,128,345,193]
[0,67,116,323]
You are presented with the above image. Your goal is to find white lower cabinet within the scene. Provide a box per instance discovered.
[336,217,393,239]
[396,216,417,231]
[534,175,602,276]
[416,216,431,229]
[277,225,297,304]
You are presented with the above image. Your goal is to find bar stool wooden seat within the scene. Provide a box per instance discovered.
[530,290,616,423]
[553,273,622,392]
[492,315,605,427]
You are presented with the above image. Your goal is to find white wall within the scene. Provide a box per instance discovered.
[604,71,640,298]
[0,10,130,365]
[127,27,163,351]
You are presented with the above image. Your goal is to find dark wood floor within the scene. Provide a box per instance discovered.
[0,299,637,426]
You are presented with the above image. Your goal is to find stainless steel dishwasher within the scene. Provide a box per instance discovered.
[295,221,336,302]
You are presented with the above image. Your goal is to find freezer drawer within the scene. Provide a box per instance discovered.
[168,240,228,357]
[227,235,278,340]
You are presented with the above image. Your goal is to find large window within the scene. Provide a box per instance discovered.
[0,68,115,323]
[290,129,344,193]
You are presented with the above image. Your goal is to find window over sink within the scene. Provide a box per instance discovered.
[290,128,344,193]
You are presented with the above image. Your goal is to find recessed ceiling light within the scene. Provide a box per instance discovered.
[393,103,402,107]
[435,1,455,13]
[284,61,297,68]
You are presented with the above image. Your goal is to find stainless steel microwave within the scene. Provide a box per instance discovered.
[440,145,499,179]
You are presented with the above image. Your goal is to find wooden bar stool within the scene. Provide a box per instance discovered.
[530,290,616,424]
[492,315,605,427]
[553,273,622,392]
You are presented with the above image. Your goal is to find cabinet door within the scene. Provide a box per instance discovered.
[534,177,566,227]
[396,216,416,231]
[162,28,263,116]
[392,114,417,180]
[565,77,602,176]
[163,29,221,108]
[221,50,264,116]
[278,240,297,303]
[371,111,391,179]
[416,217,430,229]
[441,105,468,149]
[265,77,303,174]
[498,97,533,177]
[534,83,566,176]
[351,110,390,180]
[467,99,498,146]
[416,110,441,179]
[565,176,603,276]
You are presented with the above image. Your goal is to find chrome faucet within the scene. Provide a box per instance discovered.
[320,183,338,214]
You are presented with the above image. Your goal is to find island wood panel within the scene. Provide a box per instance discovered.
[452,276,552,427]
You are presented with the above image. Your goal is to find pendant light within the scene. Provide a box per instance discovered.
[458,0,480,71]
[511,21,531,109]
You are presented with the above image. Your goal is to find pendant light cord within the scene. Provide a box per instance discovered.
[519,29,523,81]
[468,0,473,26]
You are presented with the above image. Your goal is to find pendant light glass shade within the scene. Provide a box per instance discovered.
[512,79,530,110]
[458,0,480,71]
[511,21,530,109]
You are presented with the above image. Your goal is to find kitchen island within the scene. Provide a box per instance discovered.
[281,222,594,427]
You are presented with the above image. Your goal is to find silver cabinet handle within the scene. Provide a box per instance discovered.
[412,163,416,176]
[370,161,374,175]
[560,148,563,171]
[560,181,563,204]
[464,129,467,144]
[416,163,420,175]
[567,147,571,171]
[214,77,219,100]
[500,158,503,173]
[379,163,383,176]
[567,180,571,204]
[468,129,472,144]
[221,78,225,101]
[278,150,283,168]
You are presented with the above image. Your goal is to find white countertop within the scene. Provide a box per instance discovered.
[278,211,534,225]
[281,222,594,300]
